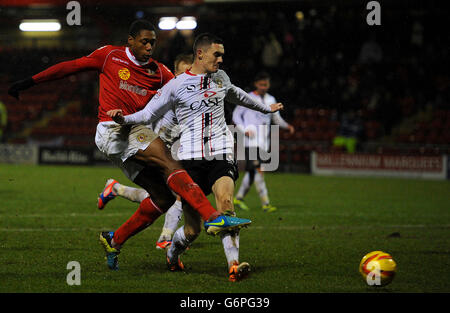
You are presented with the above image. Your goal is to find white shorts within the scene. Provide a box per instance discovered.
[95,121,159,181]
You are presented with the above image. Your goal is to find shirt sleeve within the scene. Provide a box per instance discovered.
[32,45,110,83]
[123,80,176,125]
[225,85,272,113]
[271,111,290,129]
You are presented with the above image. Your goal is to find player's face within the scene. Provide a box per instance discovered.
[128,29,157,62]
[254,79,270,95]
[201,43,224,73]
[175,60,192,76]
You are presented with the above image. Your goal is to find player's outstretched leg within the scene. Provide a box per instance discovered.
[98,178,149,210]
[98,196,168,270]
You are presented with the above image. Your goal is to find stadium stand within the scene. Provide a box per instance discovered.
[0,1,448,170]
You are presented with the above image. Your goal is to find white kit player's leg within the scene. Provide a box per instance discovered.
[254,171,277,213]
[254,171,269,206]
[114,182,149,203]
[156,199,183,249]
[166,225,190,271]
[220,231,239,267]
[236,172,252,200]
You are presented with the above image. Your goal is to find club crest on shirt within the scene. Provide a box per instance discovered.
[215,79,223,88]
[137,133,148,142]
[118,68,131,80]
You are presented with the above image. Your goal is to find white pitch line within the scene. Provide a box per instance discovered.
[0,212,131,218]
[0,224,449,232]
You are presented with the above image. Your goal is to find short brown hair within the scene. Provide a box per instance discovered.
[192,33,223,57]
[174,53,193,73]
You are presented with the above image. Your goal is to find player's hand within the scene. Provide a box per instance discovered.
[8,77,36,100]
[107,109,125,124]
[270,102,284,112]
[287,124,295,135]
[245,130,255,138]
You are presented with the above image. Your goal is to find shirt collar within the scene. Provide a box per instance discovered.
[125,47,150,66]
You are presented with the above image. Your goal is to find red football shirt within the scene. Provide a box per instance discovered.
[32,45,174,122]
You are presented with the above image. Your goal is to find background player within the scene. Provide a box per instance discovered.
[8,21,250,271]
[107,33,284,281]
[232,71,295,212]
[98,53,194,250]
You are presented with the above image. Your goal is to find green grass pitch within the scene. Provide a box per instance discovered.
[1,164,449,293]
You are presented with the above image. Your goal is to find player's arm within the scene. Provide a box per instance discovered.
[272,110,295,135]
[108,81,176,125]
[226,85,283,113]
[8,46,108,100]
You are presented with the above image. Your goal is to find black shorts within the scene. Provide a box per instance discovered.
[181,155,239,196]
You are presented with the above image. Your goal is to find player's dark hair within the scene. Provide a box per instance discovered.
[174,53,194,72]
[254,71,271,82]
[193,33,224,57]
[129,19,156,38]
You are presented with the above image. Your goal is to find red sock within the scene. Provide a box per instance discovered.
[167,169,219,221]
[113,197,163,246]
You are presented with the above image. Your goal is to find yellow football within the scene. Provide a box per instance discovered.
[359,251,397,286]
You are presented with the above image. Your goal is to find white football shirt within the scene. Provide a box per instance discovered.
[123,69,272,160]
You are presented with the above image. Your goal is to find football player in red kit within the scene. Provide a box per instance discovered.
[8,20,251,271]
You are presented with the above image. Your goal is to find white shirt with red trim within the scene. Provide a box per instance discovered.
[123,69,272,160]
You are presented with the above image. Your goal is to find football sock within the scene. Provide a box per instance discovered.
[167,226,190,261]
[113,183,149,203]
[158,199,183,242]
[166,169,219,221]
[236,172,252,200]
[221,231,240,268]
[254,172,269,206]
[113,197,163,247]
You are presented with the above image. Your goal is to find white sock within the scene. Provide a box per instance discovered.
[167,226,190,261]
[221,231,240,268]
[113,183,149,203]
[158,200,182,242]
[254,172,269,206]
[236,172,252,200]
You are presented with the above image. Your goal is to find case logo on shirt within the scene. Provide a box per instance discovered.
[118,68,131,80]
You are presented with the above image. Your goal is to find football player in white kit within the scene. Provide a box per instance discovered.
[97,54,193,250]
[232,72,294,212]
[107,33,284,281]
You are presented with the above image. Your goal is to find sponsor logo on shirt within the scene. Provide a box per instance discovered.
[118,68,131,80]
[112,57,129,65]
[189,97,220,110]
[119,80,147,96]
